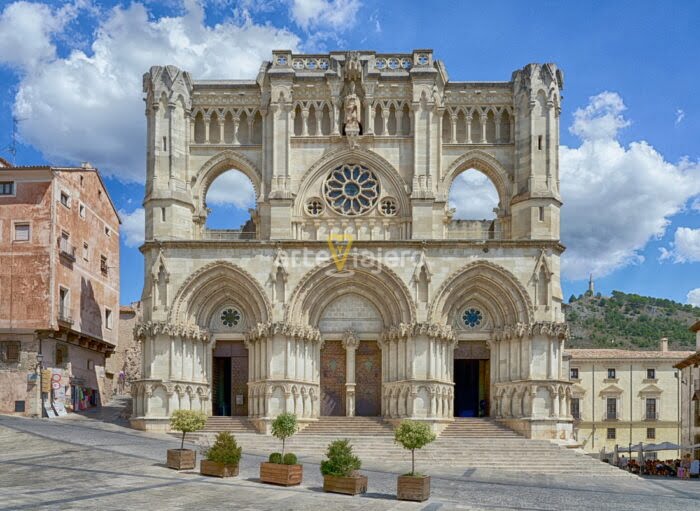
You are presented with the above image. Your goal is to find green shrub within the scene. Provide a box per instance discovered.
[320,439,361,477]
[269,452,282,464]
[394,420,436,476]
[169,410,207,450]
[205,432,242,466]
[282,453,298,465]
[271,413,298,458]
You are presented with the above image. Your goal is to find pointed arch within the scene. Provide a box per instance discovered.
[440,150,512,212]
[429,260,533,328]
[285,254,416,327]
[169,261,272,329]
[191,150,262,218]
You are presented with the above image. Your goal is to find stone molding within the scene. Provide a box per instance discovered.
[380,322,455,343]
[493,321,569,341]
[134,321,210,342]
[244,321,322,343]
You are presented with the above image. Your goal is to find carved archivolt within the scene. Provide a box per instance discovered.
[134,321,210,342]
[169,260,272,328]
[285,254,416,326]
[429,260,534,327]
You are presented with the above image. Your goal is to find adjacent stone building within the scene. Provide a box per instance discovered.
[106,302,143,396]
[131,50,572,439]
[675,321,700,459]
[0,160,120,416]
[566,339,694,454]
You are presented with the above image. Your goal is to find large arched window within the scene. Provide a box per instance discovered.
[447,168,500,239]
[204,169,256,239]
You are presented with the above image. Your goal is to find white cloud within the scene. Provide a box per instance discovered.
[5,1,299,182]
[659,227,700,263]
[561,92,700,280]
[448,171,498,220]
[119,208,145,248]
[688,288,700,307]
[206,170,255,209]
[675,108,685,125]
[289,0,360,32]
[692,197,700,212]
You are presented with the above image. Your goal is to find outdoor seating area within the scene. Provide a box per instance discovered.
[604,443,700,479]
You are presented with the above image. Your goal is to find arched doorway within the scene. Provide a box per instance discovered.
[212,339,248,417]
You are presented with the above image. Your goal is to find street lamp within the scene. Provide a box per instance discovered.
[36,353,45,418]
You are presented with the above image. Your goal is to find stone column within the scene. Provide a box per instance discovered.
[466,114,473,143]
[343,331,360,417]
[331,99,340,135]
[480,112,487,143]
[364,100,374,135]
[381,108,390,136]
[450,114,457,143]
[217,118,224,144]
[495,112,502,142]
[301,108,309,136]
[204,114,211,143]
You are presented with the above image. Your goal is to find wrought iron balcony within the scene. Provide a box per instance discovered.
[59,240,76,261]
[57,310,73,325]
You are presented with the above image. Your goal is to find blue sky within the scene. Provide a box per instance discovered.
[0,0,698,307]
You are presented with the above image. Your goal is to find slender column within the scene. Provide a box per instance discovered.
[218,119,224,144]
[247,118,254,144]
[466,114,473,143]
[204,114,211,143]
[301,108,309,136]
[343,335,359,417]
[495,112,502,142]
[547,338,554,379]
[450,115,457,143]
[552,389,560,418]
[382,108,390,135]
[480,112,487,143]
[331,100,340,135]
[364,100,374,135]
[232,116,240,145]
[558,339,565,379]
[397,108,404,134]
[314,108,322,135]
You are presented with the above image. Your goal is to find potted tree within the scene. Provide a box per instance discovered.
[200,432,242,478]
[167,409,207,470]
[259,413,302,486]
[394,420,436,502]
[320,439,367,495]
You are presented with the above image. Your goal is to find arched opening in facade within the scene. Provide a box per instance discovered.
[204,169,256,239]
[447,168,500,240]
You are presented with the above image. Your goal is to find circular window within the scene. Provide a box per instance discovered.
[417,54,429,66]
[462,308,483,328]
[388,58,399,70]
[401,58,412,70]
[292,59,304,70]
[324,164,380,216]
[379,197,398,216]
[375,59,386,70]
[306,59,317,70]
[220,308,241,328]
[319,59,329,70]
[276,55,287,66]
[305,198,324,216]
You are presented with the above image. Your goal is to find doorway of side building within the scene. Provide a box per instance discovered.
[212,340,248,416]
[454,359,490,417]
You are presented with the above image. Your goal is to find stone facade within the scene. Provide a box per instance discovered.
[675,321,700,459]
[106,302,143,396]
[0,162,120,415]
[131,50,573,439]
[567,340,694,454]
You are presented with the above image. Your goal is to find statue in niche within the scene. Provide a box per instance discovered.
[343,81,361,137]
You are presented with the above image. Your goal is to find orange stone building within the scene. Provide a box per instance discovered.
[0,158,120,416]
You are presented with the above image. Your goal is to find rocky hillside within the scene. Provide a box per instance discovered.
[563,291,699,350]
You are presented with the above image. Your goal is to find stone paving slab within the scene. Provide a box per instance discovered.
[1,414,699,511]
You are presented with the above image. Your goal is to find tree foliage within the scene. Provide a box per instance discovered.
[205,432,242,466]
[320,439,361,477]
[271,413,298,458]
[394,420,436,476]
[170,410,207,449]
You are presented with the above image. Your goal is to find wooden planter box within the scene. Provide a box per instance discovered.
[167,449,196,470]
[397,474,430,502]
[200,460,239,478]
[323,474,368,495]
[259,462,303,486]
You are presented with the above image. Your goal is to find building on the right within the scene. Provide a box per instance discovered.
[565,339,694,455]
[675,320,700,459]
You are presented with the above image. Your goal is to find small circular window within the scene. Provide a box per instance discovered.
[305,198,324,216]
[462,308,483,328]
[379,197,398,216]
[220,308,241,328]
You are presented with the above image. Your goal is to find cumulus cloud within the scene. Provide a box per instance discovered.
[688,288,700,307]
[206,170,255,209]
[448,171,498,220]
[4,1,299,182]
[560,92,700,280]
[119,208,145,248]
[289,0,360,32]
[659,227,700,263]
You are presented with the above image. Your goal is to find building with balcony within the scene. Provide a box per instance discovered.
[0,159,120,416]
[566,339,694,454]
[675,321,700,459]
[131,50,573,440]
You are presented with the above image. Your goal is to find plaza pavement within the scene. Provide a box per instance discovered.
[0,412,699,511]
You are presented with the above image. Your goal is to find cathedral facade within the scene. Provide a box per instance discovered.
[131,50,573,440]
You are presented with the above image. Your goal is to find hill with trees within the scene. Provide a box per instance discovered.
[563,290,699,350]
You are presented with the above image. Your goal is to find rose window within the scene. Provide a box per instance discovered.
[220,308,241,328]
[388,58,399,70]
[323,164,380,216]
[305,198,324,216]
[462,308,483,328]
[379,197,398,216]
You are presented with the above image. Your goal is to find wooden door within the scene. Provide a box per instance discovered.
[355,341,381,416]
[320,340,346,416]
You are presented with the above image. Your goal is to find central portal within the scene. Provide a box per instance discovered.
[453,341,490,417]
[355,340,381,416]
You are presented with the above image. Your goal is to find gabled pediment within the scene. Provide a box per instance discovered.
[571,384,587,396]
[638,384,663,395]
[599,384,624,395]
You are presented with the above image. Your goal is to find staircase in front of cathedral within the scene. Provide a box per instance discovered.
[195,417,635,477]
